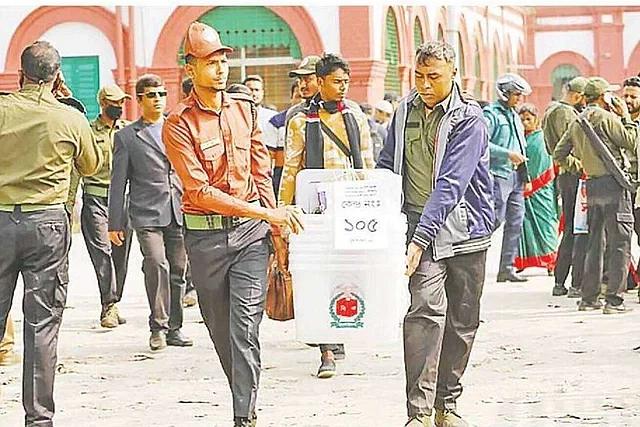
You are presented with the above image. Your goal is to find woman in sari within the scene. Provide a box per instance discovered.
[515,103,559,273]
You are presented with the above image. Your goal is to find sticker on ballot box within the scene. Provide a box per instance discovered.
[333,180,388,250]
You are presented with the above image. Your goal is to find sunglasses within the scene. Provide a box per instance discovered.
[138,91,168,99]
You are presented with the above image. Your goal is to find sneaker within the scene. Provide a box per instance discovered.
[567,287,582,298]
[434,409,470,427]
[113,305,127,325]
[497,271,528,283]
[149,331,167,351]
[0,350,20,366]
[183,289,197,308]
[578,300,603,311]
[317,351,336,379]
[552,284,568,296]
[100,304,119,328]
[603,302,632,314]
[406,414,433,427]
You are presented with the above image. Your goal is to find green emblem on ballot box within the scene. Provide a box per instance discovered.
[329,289,366,329]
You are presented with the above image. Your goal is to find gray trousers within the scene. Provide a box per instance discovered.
[81,193,133,306]
[135,219,186,332]
[0,206,70,427]
[492,171,525,273]
[554,173,588,289]
[404,248,487,417]
[582,176,633,306]
[184,219,270,418]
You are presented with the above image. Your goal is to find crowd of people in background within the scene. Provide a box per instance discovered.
[2,19,640,427]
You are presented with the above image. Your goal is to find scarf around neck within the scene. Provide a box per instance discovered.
[303,93,363,169]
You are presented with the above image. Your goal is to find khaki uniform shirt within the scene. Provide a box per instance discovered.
[279,102,375,205]
[404,95,445,213]
[553,104,638,178]
[0,85,102,206]
[542,101,581,175]
[66,116,129,213]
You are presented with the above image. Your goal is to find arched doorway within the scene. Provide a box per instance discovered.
[182,7,303,110]
[152,6,323,110]
[551,64,580,101]
[384,8,401,95]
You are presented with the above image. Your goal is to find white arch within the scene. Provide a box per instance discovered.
[41,22,117,88]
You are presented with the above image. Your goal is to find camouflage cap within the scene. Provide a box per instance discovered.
[97,84,131,102]
[566,76,589,94]
[583,77,620,98]
[289,56,321,78]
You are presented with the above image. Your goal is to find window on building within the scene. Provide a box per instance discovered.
[61,56,100,119]
[179,6,302,110]
[474,40,482,100]
[385,8,401,94]
[414,18,424,51]
[437,25,444,41]
[551,64,580,101]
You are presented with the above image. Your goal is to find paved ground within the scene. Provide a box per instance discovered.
[1,231,640,427]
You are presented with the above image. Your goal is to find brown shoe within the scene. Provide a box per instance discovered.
[0,350,20,366]
[406,414,433,427]
[100,304,119,328]
[113,305,127,325]
[149,331,167,351]
[434,409,470,427]
[577,300,603,311]
[182,289,197,308]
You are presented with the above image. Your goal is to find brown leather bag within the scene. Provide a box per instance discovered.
[265,255,295,321]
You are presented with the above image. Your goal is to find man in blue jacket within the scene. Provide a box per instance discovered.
[483,73,532,282]
[377,41,494,427]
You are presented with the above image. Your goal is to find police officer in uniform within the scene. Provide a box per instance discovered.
[72,85,133,328]
[162,22,303,427]
[542,76,589,298]
[554,77,638,314]
[0,41,102,427]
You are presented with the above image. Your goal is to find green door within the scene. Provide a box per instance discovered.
[61,56,100,119]
[551,64,580,101]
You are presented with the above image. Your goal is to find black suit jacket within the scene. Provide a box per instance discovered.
[108,117,183,230]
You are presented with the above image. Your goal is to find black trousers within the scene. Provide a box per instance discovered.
[135,219,186,332]
[554,173,588,289]
[184,219,270,418]
[582,176,633,306]
[0,206,70,427]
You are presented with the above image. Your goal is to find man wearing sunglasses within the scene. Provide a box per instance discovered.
[108,74,193,351]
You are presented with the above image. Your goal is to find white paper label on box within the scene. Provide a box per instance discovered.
[333,180,388,250]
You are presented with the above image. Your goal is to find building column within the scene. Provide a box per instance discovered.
[0,72,19,92]
[348,59,388,103]
[594,12,625,83]
[339,6,388,103]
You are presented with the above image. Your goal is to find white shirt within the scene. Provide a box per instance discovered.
[258,106,278,150]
